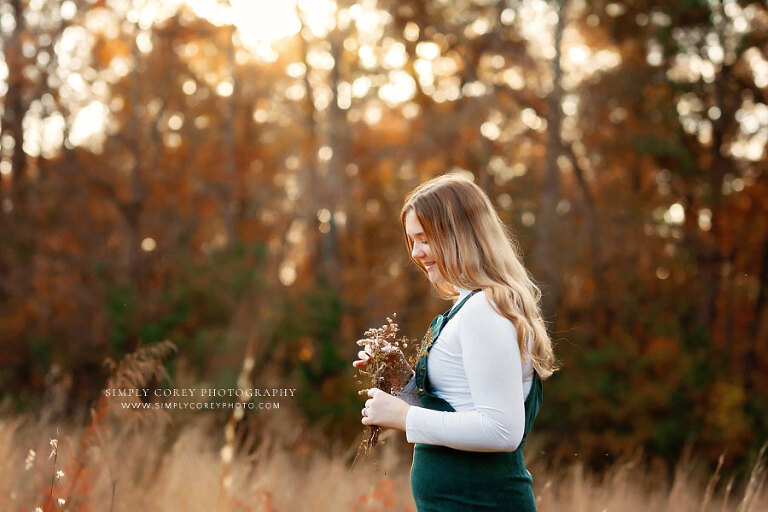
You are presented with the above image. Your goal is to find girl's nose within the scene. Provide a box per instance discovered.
[412,244,425,259]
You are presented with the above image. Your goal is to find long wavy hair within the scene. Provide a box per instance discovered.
[400,172,558,379]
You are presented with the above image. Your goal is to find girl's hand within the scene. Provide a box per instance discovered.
[353,341,414,393]
[353,340,397,369]
[361,388,410,431]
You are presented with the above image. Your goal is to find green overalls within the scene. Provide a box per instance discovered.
[410,289,543,512]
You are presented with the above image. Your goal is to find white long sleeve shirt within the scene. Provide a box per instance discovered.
[400,287,534,452]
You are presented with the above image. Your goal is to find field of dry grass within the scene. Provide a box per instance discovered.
[1,404,765,512]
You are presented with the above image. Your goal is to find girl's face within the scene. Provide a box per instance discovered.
[405,210,448,285]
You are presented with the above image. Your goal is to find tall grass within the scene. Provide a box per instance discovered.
[1,410,765,512]
[2,341,765,511]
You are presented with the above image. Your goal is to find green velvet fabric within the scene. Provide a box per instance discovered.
[410,290,543,511]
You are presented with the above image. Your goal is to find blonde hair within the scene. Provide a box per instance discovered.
[400,173,558,379]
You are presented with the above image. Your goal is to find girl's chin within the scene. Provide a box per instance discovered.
[427,272,447,284]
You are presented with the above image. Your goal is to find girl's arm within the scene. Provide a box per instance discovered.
[404,296,526,452]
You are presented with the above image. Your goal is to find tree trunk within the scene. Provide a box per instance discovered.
[322,23,348,293]
[295,5,321,278]
[3,0,27,208]
[567,143,607,340]
[534,0,567,322]
[223,24,238,247]
[124,34,145,296]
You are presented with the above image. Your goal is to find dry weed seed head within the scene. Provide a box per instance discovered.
[103,340,177,393]
[102,340,178,425]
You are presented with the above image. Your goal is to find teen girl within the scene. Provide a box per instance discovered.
[354,173,557,511]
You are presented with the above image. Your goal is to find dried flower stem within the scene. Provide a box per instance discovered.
[46,435,59,511]
[354,314,415,451]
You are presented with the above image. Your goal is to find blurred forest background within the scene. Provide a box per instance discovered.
[1,0,768,486]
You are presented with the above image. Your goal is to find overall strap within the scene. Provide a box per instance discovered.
[429,289,481,347]
[522,374,543,437]
[443,289,481,324]
[415,289,481,408]
[433,288,481,347]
